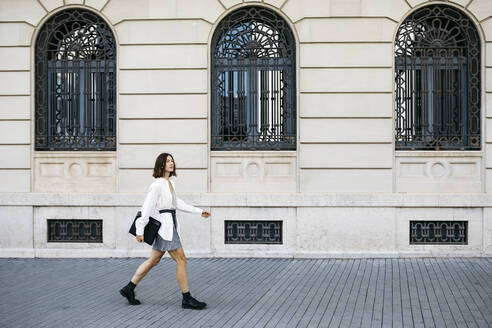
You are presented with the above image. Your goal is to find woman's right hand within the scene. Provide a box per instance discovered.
[136,235,144,243]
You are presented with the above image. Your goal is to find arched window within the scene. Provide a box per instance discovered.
[211,6,296,150]
[35,9,116,151]
[395,5,480,150]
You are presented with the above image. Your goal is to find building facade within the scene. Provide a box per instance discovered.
[0,0,491,258]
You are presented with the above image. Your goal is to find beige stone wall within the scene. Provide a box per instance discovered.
[1,194,490,258]
[0,0,35,191]
[1,0,492,258]
[0,0,489,194]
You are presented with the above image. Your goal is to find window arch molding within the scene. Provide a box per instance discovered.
[34,7,117,151]
[210,5,297,151]
[394,3,482,151]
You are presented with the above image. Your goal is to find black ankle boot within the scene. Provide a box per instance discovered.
[182,292,206,310]
[119,283,141,305]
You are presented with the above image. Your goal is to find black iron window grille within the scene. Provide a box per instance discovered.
[47,219,103,243]
[395,5,480,150]
[410,220,467,244]
[35,9,116,151]
[225,220,282,244]
[211,6,296,150]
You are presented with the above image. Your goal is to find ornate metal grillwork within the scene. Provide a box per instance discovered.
[35,9,116,151]
[410,220,467,244]
[47,219,103,243]
[211,6,296,150]
[395,5,480,150]
[225,220,282,244]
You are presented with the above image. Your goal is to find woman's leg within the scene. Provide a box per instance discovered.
[120,249,164,305]
[168,247,206,309]
[131,249,165,284]
[167,247,189,292]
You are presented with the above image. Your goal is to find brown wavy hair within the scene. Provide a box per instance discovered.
[152,153,177,178]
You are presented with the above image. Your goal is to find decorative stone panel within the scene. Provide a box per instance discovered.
[211,151,296,192]
[34,152,116,192]
[395,151,482,193]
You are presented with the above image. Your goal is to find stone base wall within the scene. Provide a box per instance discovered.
[1,193,491,258]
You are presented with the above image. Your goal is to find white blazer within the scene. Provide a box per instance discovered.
[135,178,203,241]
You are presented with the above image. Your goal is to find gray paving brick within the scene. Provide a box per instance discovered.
[1,258,491,328]
[296,260,339,328]
[309,259,351,328]
[339,259,368,328]
[349,259,375,328]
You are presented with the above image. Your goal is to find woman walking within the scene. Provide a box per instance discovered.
[119,153,210,309]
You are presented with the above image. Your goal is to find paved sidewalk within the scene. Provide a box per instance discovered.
[0,258,491,328]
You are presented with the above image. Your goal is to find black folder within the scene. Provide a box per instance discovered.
[129,211,161,245]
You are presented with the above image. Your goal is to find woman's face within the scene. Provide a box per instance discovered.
[165,155,174,173]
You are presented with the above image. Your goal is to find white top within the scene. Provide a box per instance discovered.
[135,178,203,241]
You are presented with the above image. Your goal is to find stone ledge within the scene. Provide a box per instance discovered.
[0,193,492,207]
[0,192,492,207]
[1,248,489,258]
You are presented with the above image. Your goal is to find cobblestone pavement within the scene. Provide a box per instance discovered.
[0,258,491,328]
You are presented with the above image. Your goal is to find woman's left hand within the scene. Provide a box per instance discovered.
[201,210,211,218]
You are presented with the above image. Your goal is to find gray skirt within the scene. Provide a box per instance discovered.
[152,216,182,252]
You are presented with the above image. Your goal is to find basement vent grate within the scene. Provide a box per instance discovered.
[225,220,282,244]
[48,220,103,243]
[410,221,467,244]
